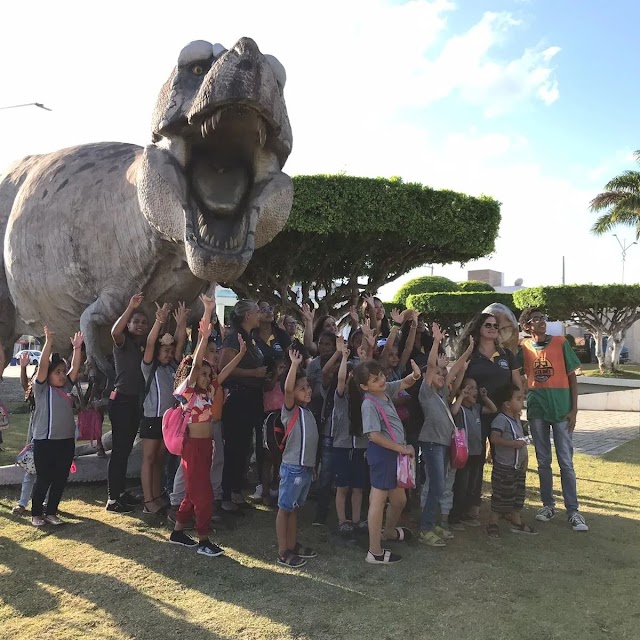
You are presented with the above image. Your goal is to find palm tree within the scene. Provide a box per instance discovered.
[590,150,640,237]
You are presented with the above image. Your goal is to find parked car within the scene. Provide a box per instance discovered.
[13,349,42,365]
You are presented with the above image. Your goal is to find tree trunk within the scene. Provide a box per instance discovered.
[609,329,626,372]
[594,329,606,373]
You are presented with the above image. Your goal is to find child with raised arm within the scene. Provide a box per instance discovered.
[449,376,497,527]
[486,383,537,538]
[31,326,84,526]
[276,349,319,569]
[356,357,422,565]
[169,295,246,557]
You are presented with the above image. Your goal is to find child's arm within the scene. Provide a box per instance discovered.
[363,295,381,334]
[445,336,474,388]
[300,303,317,356]
[490,430,527,449]
[284,348,303,408]
[144,303,171,364]
[360,319,377,360]
[447,359,469,402]
[336,341,350,396]
[36,326,54,384]
[173,301,189,361]
[68,332,85,383]
[399,359,422,391]
[479,387,497,414]
[379,325,399,366]
[321,336,343,387]
[367,430,414,455]
[398,311,418,371]
[450,389,465,417]
[111,293,144,347]
[187,318,210,387]
[19,352,30,391]
[567,371,578,432]
[424,322,444,386]
[217,335,247,385]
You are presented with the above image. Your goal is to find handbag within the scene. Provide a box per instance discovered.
[16,443,36,475]
[450,408,469,469]
[162,393,198,455]
[367,396,416,489]
[0,400,10,431]
[77,407,103,445]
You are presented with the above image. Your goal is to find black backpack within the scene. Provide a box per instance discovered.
[262,407,300,456]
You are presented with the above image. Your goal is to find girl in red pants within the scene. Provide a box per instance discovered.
[169,294,246,557]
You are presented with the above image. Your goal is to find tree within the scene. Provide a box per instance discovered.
[392,276,459,307]
[513,285,640,373]
[229,176,501,315]
[590,151,640,237]
[457,280,495,292]
[407,291,514,341]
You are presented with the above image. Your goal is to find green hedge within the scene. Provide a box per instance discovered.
[393,276,458,307]
[457,280,495,292]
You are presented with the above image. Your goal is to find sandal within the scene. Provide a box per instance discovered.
[12,505,27,516]
[143,499,167,516]
[486,524,500,538]
[277,550,307,569]
[365,549,402,564]
[291,542,317,558]
[382,526,413,542]
[510,522,538,535]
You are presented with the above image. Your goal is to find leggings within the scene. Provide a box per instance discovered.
[221,388,264,501]
[176,436,213,538]
[107,393,141,500]
[32,438,75,517]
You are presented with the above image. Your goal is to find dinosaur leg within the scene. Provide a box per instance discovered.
[0,274,17,375]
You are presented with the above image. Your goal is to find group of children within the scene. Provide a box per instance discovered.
[9,296,589,567]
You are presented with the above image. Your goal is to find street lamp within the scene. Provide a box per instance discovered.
[613,234,637,284]
[0,102,52,111]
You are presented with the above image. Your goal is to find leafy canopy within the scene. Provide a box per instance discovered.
[393,276,459,307]
[230,175,500,313]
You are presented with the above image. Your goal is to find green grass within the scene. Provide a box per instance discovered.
[579,363,640,380]
[1,417,639,639]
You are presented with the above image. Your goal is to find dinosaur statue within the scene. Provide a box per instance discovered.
[0,37,293,375]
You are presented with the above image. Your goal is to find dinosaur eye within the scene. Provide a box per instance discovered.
[191,64,204,75]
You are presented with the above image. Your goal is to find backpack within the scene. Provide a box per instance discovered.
[262,406,300,456]
[162,393,197,455]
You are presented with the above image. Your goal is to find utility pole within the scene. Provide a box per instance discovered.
[562,256,565,284]
[0,102,52,111]
[614,234,637,284]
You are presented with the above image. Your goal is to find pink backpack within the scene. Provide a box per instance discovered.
[162,394,197,455]
[77,407,103,445]
[450,425,469,469]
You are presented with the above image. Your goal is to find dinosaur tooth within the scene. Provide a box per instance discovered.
[199,224,207,238]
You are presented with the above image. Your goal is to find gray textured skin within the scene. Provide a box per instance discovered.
[0,37,293,374]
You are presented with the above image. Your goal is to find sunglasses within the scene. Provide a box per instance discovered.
[483,322,499,329]
[528,315,548,323]
[259,306,274,314]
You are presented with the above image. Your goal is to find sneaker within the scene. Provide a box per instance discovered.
[417,531,446,547]
[460,515,482,527]
[535,506,557,522]
[449,521,466,531]
[105,500,133,514]
[31,516,46,527]
[569,512,589,532]
[169,530,198,547]
[119,491,142,506]
[197,539,225,557]
[221,500,240,513]
[338,521,355,533]
[365,549,402,564]
[434,525,454,540]
[249,484,263,500]
[44,515,64,526]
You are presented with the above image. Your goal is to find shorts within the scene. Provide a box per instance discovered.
[139,416,163,440]
[367,441,398,491]
[278,463,313,512]
[333,448,367,489]
[490,462,526,514]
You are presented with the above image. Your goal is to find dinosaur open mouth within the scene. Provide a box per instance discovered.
[188,105,269,252]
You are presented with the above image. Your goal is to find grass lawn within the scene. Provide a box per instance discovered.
[1,412,640,639]
[579,363,640,380]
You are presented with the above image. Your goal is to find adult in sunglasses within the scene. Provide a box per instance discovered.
[457,313,522,442]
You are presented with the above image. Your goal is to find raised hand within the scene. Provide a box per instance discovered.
[335,335,346,350]
[465,335,475,355]
[173,301,189,326]
[44,325,55,343]
[432,322,444,343]
[289,348,303,366]
[357,345,368,361]
[361,318,377,347]
[198,318,212,338]
[437,352,448,369]
[300,303,315,324]
[390,308,405,325]
[18,352,30,368]
[129,293,144,309]
[410,359,421,379]
[155,302,172,324]
[237,334,247,355]
[70,331,84,349]
[340,342,350,359]
[349,305,359,324]
[200,293,215,310]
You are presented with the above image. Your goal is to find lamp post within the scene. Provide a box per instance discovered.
[0,102,52,111]
[614,234,637,284]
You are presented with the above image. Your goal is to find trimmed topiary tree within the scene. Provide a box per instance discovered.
[392,276,459,307]
[229,175,501,315]
[457,280,495,292]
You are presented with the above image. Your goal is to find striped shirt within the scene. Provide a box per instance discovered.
[32,378,75,440]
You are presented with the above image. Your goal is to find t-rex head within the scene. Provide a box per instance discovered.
[140,37,293,281]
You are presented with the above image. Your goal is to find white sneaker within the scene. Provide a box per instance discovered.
[535,506,557,522]
[569,512,589,532]
[249,484,263,500]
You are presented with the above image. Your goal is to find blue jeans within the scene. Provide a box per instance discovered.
[315,436,334,521]
[529,419,579,514]
[419,441,449,531]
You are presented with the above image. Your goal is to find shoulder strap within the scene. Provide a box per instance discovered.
[367,396,397,442]
[279,405,301,452]
[143,360,159,400]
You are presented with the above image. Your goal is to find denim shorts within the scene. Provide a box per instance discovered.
[278,463,313,512]
[367,441,398,491]
[333,448,367,489]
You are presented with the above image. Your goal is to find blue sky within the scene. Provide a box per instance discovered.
[1,0,639,298]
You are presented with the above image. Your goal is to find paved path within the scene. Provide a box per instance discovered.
[571,410,639,455]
